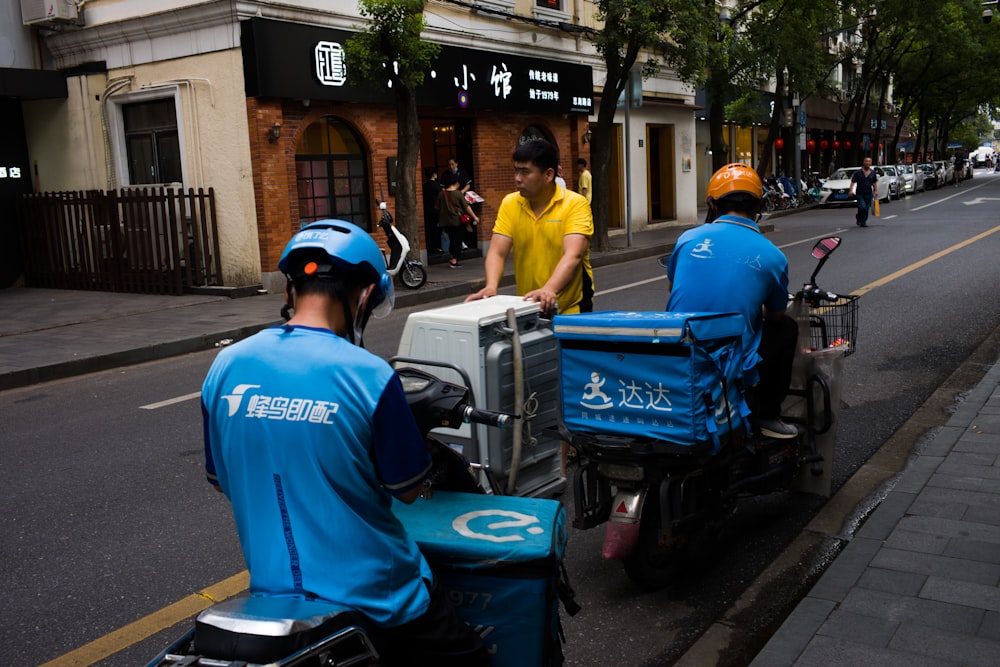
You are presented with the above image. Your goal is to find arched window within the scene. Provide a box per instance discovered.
[295,117,371,230]
[519,124,550,145]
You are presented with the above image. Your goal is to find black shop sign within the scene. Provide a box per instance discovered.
[241,17,593,115]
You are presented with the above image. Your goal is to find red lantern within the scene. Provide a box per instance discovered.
[833,140,840,149]
[844,141,852,150]
[820,140,829,150]
[775,138,784,150]
[806,140,816,153]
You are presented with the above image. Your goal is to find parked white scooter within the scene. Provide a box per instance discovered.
[377,201,427,290]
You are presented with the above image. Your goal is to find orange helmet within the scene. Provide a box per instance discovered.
[706,163,763,202]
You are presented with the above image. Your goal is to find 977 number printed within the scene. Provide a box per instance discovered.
[448,589,493,611]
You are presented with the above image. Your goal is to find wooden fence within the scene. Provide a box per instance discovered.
[17,187,222,295]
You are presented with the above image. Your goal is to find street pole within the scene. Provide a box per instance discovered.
[625,81,632,248]
[793,96,802,188]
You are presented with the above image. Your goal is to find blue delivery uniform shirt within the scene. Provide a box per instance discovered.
[202,325,433,627]
[666,215,790,384]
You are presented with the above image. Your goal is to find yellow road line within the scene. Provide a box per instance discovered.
[39,571,248,667]
[43,222,1000,667]
[852,223,1000,297]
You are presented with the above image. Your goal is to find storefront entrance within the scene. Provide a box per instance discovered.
[419,118,479,263]
[647,125,676,221]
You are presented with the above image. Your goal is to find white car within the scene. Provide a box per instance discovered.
[820,167,892,207]
[897,163,924,194]
[876,165,903,200]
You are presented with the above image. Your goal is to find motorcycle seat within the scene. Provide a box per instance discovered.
[194,596,375,664]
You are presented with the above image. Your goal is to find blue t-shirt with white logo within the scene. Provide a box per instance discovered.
[666,215,789,382]
[202,325,433,627]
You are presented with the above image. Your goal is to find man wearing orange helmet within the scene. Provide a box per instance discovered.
[666,163,798,439]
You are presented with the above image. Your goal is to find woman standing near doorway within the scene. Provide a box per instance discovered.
[436,173,478,268]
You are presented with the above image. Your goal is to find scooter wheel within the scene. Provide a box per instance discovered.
[398,263,427,289]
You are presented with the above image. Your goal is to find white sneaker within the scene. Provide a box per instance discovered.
[758,418,798,439]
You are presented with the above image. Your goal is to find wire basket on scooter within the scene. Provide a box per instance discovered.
[808,294,860,356]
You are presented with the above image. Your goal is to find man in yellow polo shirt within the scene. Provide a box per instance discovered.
[466,138,594,315]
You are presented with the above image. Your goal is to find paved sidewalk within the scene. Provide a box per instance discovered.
[0,222,702,391]
[751,358,1000,667]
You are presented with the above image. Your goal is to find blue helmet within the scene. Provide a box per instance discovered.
[278,220,394,318]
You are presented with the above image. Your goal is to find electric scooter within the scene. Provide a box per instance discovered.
[377,201,427,290]
[557,236,859,590]
[148,362,578,667]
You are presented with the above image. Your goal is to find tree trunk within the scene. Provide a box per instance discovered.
[708,68,728,171]
[393,85,420,255]
[590,74,626,253]
[757,69,786,178]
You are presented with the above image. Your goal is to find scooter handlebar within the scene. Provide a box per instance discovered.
[463,406,518,428]
[798,284,841,303]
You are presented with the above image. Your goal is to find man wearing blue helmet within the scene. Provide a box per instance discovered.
[201,220,490,665]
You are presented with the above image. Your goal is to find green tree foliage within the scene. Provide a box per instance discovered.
[891,0,1000,159]
[586,0,714,250]
[343,0,439,250]
[730,0,841,176]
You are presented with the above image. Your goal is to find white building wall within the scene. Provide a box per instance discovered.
[22,74,104,191]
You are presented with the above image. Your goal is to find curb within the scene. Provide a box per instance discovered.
[0,220,778,391]
[0,321,283,392]
[676,319,1000,666]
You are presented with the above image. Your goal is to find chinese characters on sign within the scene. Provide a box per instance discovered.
[490,63,512,99]
[575,371,674,427]
[0,167,23,178]
[528,68,559,101]
[296,23,592,114]
[315,41,347,87]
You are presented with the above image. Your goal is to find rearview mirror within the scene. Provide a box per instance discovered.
[808,236,841,285]
[811,236,841,261]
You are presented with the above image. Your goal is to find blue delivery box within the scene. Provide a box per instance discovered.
[393,491,570,667]
[553,311,750,448]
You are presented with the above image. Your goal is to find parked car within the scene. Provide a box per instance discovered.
[818,168,856,207]
[819,166,891,207]
[938,160,954,186]
[918,163,940,189]
[876,165,903,200]
[897,163,924,194]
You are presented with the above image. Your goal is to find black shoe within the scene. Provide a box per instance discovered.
[758,418,798,439]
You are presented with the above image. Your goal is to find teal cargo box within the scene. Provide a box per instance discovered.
[553,311,750,448]
[393,491,569,666]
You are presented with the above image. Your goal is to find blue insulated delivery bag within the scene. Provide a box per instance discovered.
[553,311,750,448]
[393,491,571,667]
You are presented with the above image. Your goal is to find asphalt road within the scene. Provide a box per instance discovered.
[4,172,1000,666]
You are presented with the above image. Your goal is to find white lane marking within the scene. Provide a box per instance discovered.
[140,391,201,410]
[596,229,849,297]
[912,179,991,211]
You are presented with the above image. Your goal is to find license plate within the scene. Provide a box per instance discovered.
[833,193,848,200]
